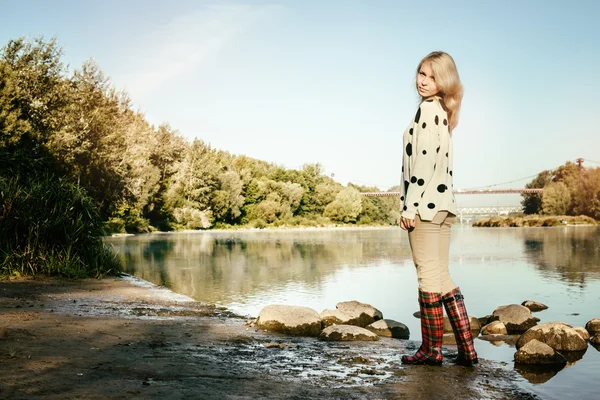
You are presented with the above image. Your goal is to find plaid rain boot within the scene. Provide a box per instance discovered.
[442,287,478,367]
[401,290,444,366]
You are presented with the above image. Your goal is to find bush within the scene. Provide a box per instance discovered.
[0,172,121,278]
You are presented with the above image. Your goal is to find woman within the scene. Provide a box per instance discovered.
[399,51,478,367]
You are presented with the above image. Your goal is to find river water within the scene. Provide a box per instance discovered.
[106,226,600,399]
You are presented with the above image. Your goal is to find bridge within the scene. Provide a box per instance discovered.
[360,188,543,197]
[360,189,534,223]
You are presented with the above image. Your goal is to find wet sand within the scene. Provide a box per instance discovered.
[0,276,538,399]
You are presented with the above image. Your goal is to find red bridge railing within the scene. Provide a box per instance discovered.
[361,188,543,197]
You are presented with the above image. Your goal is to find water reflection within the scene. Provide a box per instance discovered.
[521,227,600,285]
[107,229,413,304]
[515,364,565,384]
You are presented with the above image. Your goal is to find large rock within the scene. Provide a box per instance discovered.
[591,334,600,346]
[481,320,508,335]
[492,304,538,334]
[573,327,590,341]
[319,325,379,341]
[514,339,567,365]
[477,314,498,327]
[325,300,383,328]
[521,300,548,312]
[256,305,321,336]
[320,309,353,328]
[516,322,588,351]
[443,315,481,334]
[366,319,409,339]
[585,318,600,335]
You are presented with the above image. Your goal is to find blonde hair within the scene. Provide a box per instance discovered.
[416,51,463,132]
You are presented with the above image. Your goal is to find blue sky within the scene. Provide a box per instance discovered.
[2,0,599,206]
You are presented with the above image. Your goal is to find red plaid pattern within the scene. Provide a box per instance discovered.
[443,287,478,365]
[401,290,443,365]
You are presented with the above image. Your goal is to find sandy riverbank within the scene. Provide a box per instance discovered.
[0,276,538,399]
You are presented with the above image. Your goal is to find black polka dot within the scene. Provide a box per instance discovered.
[443,119,448,126]
[449,170,453,176]
[415,108,421,123]
[422,122,427,129]
[406,143,412,156]
[445,152,448,157]
[404,180,409,193]
[403,205,407,211]
[417,179,425,186]
[413,202,419,207]
[434,164,436,170]
[400,196,404,201]
[436,146,440,153]
[411,176,417,183]
[447,167,449,173]
[409,128,413,135]
[437,184,447,193]
[435,115,439,125]
[428,203,436,209]
[421,192,424,198]
[426,99,433,102]
[402,166,404,172]
[422,150,427,155]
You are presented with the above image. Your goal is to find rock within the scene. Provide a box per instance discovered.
[334,301,383,327]
[477,314,498,327]
[443,333,457,345]
[521,300,548,312]
[320,309,353,328]
[481,321,508,335]
[443,315,481,334]
[573,327,590,341]
[585,318,600,335]
[516,322,588,351]
[492,304,538,334]
[319,325,379,341]
[366,319,409,339]
[591,333,600,345]
[256,305,321,336]
[514,339,567,365]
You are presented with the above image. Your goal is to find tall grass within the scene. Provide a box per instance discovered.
[0,172,121,278]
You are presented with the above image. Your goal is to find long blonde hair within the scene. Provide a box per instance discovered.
[416,51,463,132]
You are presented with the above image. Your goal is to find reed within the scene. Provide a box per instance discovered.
[0,172,121,278]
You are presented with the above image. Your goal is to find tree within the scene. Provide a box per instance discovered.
[522,170,552,214]
[324,187,363,223]
[542,182,570,215]
[572,167,600,220]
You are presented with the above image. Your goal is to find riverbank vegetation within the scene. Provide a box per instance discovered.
[472,215,596,228]
[521,161,600,219]
[0,37,400,275]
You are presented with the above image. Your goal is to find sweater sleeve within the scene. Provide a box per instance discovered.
[401,102,440,220]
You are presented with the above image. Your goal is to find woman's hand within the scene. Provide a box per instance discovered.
[400,217,415,230]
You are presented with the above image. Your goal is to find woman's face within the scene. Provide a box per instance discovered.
[417,62,439,98]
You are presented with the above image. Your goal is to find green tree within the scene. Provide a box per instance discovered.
[324,187,363,223]
[542,182,570,215]
[572,167,600,220]
[522,170,552,214]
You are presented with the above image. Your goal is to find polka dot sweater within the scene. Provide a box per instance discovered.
[400,97,457,221]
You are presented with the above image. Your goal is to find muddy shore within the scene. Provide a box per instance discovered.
[0,276,538,399]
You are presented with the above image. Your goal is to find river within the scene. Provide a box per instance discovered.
[106,225,600,399]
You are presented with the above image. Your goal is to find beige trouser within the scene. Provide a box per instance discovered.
[408,211,456,294]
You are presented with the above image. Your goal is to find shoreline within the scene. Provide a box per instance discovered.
[0,275,538,399]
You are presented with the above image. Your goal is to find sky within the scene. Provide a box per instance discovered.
[1,0,599,207]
